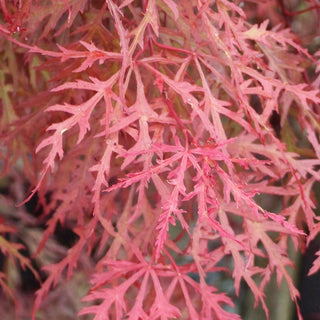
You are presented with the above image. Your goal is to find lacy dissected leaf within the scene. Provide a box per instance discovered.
[80,248,240,320]
[25,74,119,202]
[29,41,122,73]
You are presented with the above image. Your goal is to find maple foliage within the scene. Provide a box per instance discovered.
[1,0,320,319]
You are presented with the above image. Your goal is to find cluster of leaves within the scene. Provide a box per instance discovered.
[1,0,320,319]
